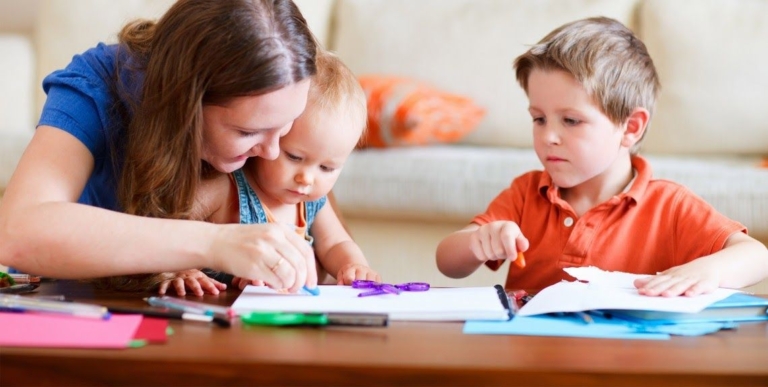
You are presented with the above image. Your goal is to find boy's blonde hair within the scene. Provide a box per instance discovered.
[514,17,660,153]
[308,50,368,137]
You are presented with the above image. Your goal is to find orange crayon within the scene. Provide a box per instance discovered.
[514,251,526,269]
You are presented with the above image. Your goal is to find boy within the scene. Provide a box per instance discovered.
[162,50,380,295]
[436,17,768,297]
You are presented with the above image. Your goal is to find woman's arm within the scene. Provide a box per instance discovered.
[0,126,317,292]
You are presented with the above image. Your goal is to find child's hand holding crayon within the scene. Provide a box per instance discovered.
[469,221,529,269]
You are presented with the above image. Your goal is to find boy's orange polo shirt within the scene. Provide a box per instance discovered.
[473,155,746,290]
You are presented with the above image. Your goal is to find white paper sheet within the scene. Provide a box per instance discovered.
[231,285,510,321]
[516,267,740,317]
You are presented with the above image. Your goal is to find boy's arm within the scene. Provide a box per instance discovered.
[636,232,768,296]
[310,204,376,283]
[715,233,768,288]
[435,224,484,279]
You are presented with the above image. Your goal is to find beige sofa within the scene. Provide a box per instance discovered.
[1,0,767,292]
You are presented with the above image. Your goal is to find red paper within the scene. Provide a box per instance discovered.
[132,316,169,343]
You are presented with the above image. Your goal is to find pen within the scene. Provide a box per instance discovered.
[0,283,39,294]
[549,311,593,325]
[0,294,110,320]
[241,312,388,327]
[108,306,231,328]
[145,297,211,315]
[155,296,234,317]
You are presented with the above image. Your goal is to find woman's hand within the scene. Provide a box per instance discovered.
[210,223,318,293]
[335,263,381,285]
[157,269,227,296]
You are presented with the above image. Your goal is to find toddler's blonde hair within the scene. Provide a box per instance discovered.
[309,50,368,140]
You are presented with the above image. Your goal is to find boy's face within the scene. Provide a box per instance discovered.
[526,69,628,189]
[254,103,362,205]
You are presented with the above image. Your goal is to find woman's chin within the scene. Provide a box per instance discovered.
[214,159,248,174]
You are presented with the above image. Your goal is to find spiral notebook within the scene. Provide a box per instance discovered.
[231,284,512,322]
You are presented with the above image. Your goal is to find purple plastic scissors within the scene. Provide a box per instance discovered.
[352,280,430,297]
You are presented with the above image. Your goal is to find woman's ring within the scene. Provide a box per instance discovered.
[270,258,285,272]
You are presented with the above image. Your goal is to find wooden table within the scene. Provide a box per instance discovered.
[1,281,767,386]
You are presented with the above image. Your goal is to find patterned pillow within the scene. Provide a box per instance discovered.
[358,75,485,148]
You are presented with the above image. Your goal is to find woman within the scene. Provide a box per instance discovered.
[0,0,318,295]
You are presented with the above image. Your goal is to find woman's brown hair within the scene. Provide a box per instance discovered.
[119,0,316,218]
[95,0,317,291]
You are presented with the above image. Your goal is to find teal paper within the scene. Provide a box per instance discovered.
[463,314,670,340]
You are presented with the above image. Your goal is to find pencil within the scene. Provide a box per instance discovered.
[514,251,526,269]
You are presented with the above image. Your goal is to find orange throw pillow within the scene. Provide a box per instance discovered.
[358,75,485,148]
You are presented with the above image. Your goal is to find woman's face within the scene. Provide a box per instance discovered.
[201,79,311,173]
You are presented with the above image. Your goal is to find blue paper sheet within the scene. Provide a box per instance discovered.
[464,313,739,339]
[464,314,670,340]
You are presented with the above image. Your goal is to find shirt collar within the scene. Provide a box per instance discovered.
[538,155,652,204]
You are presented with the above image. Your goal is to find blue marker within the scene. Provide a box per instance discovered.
[302,285,320,296]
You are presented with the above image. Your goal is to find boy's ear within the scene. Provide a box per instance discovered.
[621,107,650,148]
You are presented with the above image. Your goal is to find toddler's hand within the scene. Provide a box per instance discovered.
[157,269,227,296]
[231,276,265,290]
[470,221,529,264]
[634,260,721,297]
[336,263,381,285]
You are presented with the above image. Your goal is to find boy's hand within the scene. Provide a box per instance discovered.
[231,276,265,290]
[470,221,529,264]
[634,260,721,297]
[157,269,227,296]
[336,263,381,285]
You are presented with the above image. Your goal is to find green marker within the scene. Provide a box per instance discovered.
[241,312,388,327]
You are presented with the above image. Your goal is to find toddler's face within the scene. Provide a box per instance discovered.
[526,69,627,189]
[254,103,362,205]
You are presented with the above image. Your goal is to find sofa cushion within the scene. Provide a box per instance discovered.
[293,0,335,49]
[639,0,768,155]
[331,0,639,149]
[0,35,34,134]
[359,75,485,148]
[33,0,336,116]
[334,147,768,243]
[0,133,34,191]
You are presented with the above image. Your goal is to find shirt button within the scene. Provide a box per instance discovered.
[564,217,574,227]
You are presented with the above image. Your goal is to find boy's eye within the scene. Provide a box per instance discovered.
[285,152,302,161]
[564,118,581,126]
[239,131,258,137]
[532,117,545,125]
[320,165,336,173]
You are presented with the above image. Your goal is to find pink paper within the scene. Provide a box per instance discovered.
[0,312,143,348]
